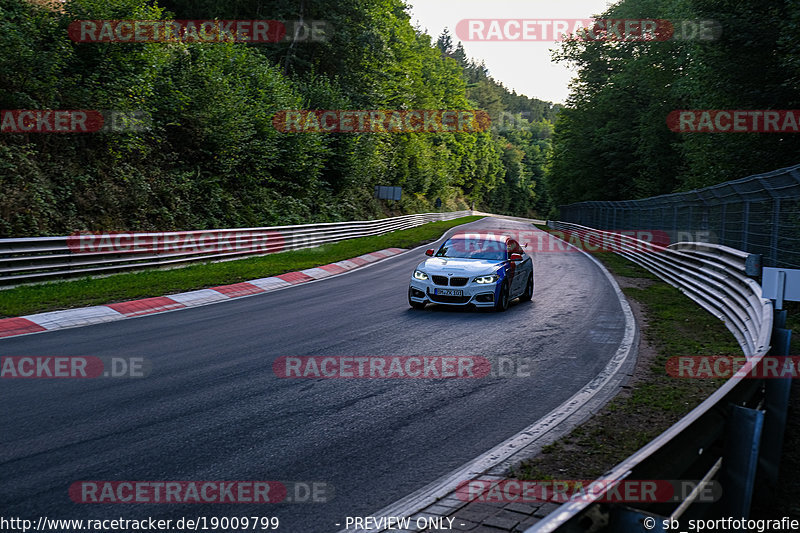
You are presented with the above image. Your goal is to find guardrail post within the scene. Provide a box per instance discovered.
[720,404,764,517]
[769,198,780,267]
[759,309,792,485]
[672,206,678,239]
[741,201,750,251]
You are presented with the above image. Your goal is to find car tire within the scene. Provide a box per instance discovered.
[494,280,510,312]
[519,273,534,302]
[408,287,426,309]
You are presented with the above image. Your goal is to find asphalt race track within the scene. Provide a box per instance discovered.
[0,217,627,533]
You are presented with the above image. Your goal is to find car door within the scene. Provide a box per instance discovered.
[507,239,526,296]
[518,251,533,296]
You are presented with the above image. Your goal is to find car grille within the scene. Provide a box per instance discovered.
[428,293,471,304]
[431,275,469,286]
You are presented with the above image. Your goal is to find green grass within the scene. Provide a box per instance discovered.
[533,223,659,279]
[0,216,483,318]
[592,252,659,280]
[512,230,741,480]
[523,225,800,514]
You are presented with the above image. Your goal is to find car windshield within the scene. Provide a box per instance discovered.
[435,238,507,261]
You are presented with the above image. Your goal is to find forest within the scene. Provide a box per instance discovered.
[4,0,793,236]
[0,0,557,237]
[546,0,800,212]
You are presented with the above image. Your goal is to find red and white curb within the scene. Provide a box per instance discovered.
[0,248,406,339]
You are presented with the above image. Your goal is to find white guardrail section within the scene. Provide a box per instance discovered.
[548,221,772,357]
[524,221,774,532]
[0,211,472,285]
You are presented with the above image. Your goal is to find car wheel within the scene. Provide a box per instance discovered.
[519,273,534,302]
[494,280,509,312]
[408,287,426,309]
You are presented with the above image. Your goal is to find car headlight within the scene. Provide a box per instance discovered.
[474,274,499,284]
[413,270,429,280]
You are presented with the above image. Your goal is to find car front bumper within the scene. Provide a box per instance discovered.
[409,278,499,307]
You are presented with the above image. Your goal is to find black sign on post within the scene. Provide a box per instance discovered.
[745,253,762,277]
[374,186,402,201]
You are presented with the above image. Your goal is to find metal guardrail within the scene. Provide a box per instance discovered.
[0,211,472,286]
[548,222,771,357]
[525,221,778,532]
[558,163,800,269]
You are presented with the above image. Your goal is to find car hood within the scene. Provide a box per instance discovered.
[417,257,503,275]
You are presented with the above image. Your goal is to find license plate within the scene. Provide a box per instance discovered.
[434,288,463,296]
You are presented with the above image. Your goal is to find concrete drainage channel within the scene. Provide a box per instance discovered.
[338,217,640,533]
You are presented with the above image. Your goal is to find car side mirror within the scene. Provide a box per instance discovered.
[425,249,435,256]
[510,253,523,261]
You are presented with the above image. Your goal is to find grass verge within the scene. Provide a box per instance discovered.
[513,226,741,481]
[0,216,483,318]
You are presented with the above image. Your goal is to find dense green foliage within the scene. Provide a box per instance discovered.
[434,31,559,216]
[0,0,556,237]
[546,0,800,212]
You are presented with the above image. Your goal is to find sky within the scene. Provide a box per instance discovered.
[406,0,615,104]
